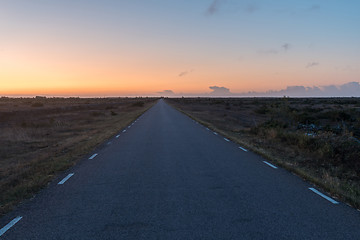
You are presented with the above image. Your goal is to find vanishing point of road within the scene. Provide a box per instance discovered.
[1,99,359,239]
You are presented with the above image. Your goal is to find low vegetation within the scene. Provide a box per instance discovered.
[167,97,360,209]
[0,97,157,216]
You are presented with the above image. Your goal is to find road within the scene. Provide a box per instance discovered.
[1,99,360,239]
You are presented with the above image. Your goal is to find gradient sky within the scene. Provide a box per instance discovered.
[1,0,359,96]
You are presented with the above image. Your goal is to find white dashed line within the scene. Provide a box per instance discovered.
[213,132,218,135]
[309,188,339,204]
[116,135,120,138]
[224,138,230,142]
[89,153,98,160]
[0,216,22,237]
[122,130,126,133]
[206,128,209,131]
[128,126,131,128]
[263,161,277,169]
[107,142,111,145]
[239,147,248,152]
[58,173,74,185]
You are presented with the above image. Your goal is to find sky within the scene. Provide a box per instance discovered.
[0,0,359,97]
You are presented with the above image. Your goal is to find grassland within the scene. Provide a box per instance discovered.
[0,97,157,216]
[167,97,360,209]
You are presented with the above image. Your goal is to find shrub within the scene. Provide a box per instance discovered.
[132,101,144,107]
[255,105,269,114]
[31,102,44,107]
[90,111,104,117]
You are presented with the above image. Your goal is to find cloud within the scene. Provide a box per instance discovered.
[322,85,339,95]
[240,82,360,97]
[179,71,188,77]
[206,1,259,16]
[206,0,224,15]
[157,90,175,96]
[209,86,232,96]
[309,5,320,11]
[178,69,194,77]
[339,82,360,96]
[282,43,290,51]
[154,82,360,97]
[258,49,279,55]
[306,62,319,68]
[245,3,259,13]
[259,43,291,56]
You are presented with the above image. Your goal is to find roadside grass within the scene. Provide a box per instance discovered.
[167,97,360,209]
[0,97,158,216]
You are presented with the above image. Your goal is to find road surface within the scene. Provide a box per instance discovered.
[1,99,360,239]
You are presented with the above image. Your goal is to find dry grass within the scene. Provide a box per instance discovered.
[167,97,360,209]
[0,97,157,216]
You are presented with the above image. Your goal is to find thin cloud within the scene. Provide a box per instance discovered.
[309,5,320,11]
[206,0,224,15]
[178,69,194,77]
[306,62,320,68]
[282,43,290,51]
[209,86,232,96]
[206,1,258,16]
[240,82,360,97]
[259,43,291,55]
[339,82,360,96]
[157,90,175,96]
[245,3,259,13]
[179,71,188,77]
[154,82,360,97]
[258,49,279,55]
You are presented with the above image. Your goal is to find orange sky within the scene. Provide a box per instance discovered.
[1,1,359,96]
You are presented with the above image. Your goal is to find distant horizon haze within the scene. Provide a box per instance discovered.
[2,81,360,98]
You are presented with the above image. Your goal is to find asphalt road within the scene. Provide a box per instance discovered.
[1,99,360,239]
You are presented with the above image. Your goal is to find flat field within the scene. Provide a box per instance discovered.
[0,97,157,216]
[167,97,360,208]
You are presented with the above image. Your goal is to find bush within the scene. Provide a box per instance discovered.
[90,111,104,117]
[255,105,269,114]
[132,101,144,107]
[31,102,44,107]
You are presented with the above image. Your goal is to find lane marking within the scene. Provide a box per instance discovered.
[58,173,74,185]
[206,128,209,131]
[128,126,131,128]
[122,129,126,133]
[89,153,98,160]
[263,161,277,169]
[107,142,111,145]
[239,147,248,152]
[224,138,230,142]
[116,135,120,138]
[0,216,22,237]
[213,132,218,135]
[308,188,339,204]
